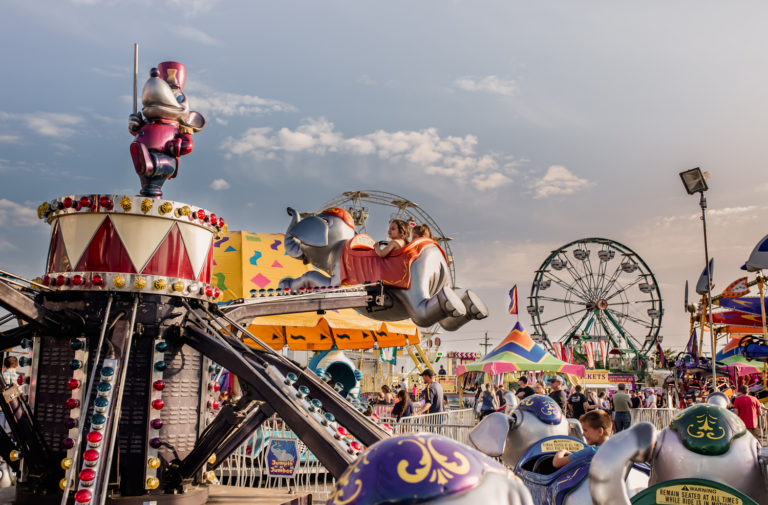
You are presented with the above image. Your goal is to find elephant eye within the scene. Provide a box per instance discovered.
[176,94,185,103]
[320,217,330,224]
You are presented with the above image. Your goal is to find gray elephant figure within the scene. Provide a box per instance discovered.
[470,395,572,468]
[279,207,489,330]
[590,402,768,505]
[327,433,534,505]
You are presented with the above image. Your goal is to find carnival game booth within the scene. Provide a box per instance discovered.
[455,323,584,407]
[212,230,420,398]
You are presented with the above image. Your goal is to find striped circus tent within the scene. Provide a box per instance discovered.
[212,230,419,351]
[455,322,584,377]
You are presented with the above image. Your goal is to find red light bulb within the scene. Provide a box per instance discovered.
[56,275,67,286]
[63,197,73,209]
[65,398,80,410]
[79,197,91,208]
[197,209,205,221]
[72,275,84,286]
[209,213,217,225]
[67,378,81,390]
[86,431,102,447]
[335,426,349,440]
[219,218,225,228]
[349,441,363,453]
[214,288,220,299]
[98,196,112,208]
[153,380,165,391]
[79,468,96,484]
[74,489,92,503]
[205,286,213,297]
[42,275,50,286]
[151,399,164,410]
[92,275,104,287]
[16,375,25,386]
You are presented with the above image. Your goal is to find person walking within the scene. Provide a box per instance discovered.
[630,390,641,409]
[734,385,767,440]
[548,375,568,414]
[612,383,632,433]
[496,384,507,407]
[479,383,499,419]
[414,369,444,415]
[516,376,535,399]
[568,385,588,419]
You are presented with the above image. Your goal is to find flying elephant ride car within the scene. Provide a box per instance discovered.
[470,395,583,468]
[589,398,768,505]
[326,433,535,505]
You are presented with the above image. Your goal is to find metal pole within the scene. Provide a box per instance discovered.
[700,192,716,387]
[132,44,138,115]
[60,296,113,505]
[98,295,139,505]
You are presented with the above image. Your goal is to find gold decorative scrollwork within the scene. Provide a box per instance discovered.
[395,435,471,486]
[397,439,432,483]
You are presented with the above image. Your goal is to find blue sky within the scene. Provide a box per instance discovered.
[2,1,768,355]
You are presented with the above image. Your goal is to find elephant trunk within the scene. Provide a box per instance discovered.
[588,422,657,505]
[284,207,305,260]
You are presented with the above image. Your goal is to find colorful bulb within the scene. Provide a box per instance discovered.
[71,339,84,350]
[63,197,73,209]
[150,418,163,430]
[65,398,80,409]
[16,375,25,386]
[56,275,67,286]
[83,449,99,467]
[97,382,112,396]
[91,274,104,287]
[94,397,109,413]
[70,359,82,370]
[78,197,92,208]
[197,209,205,221]
[147,477,160,490]
[72,275,84,286]
[67,378,81,390]
[86,431,102,448]
[79,469,96,486]
[149,438,162,449]
[219,217,225,228]
[147,457,161,469]
[91,414,106,430]
[214,288,220,299]
[59,478,68,491]
[42,275,50,286]
[98,196,112,208]
[100,366,115,381]
[74,489,92,504]
[205,285,214,297]
[63,438,75,450]
[64,418,78,429]
[209,213,217,225]
[61,457,72,469]
[155,341,168,353]
[154,361,166,372]
[349,441,363,454]
[152,380,165,391]
[151,399,164,410]
[335,426,349,440]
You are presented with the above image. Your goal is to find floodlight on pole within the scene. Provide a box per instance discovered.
[679,167,716,386]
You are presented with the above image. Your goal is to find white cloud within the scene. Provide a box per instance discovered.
[0,112,84,138]
[167,25,222,46]
[532,165,594,198]
[215,118,228,125]
[0,240,16,252]
[166,0,219,14]
[210,179,230,190]
[453,75,519,96]
[0,200,42,227]
[222,117,508,190]
[356,75,377,85]
[0,135,20,143]
[186,82,296,117]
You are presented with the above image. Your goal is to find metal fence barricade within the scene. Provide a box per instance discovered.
[629,408,680,430]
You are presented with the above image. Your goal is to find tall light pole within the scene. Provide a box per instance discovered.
[679,168,716,386]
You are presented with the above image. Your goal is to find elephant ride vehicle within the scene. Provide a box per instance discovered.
[589,399,768,505]
[513,434,650,505]
[470,395,583,468]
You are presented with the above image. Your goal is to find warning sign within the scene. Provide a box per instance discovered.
[656,484,742,505]
[541,439,584,452]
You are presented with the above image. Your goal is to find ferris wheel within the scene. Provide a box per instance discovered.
[528,238,663,358]
[314,191,457,337]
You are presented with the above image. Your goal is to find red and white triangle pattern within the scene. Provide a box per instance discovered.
[47,214,213,283]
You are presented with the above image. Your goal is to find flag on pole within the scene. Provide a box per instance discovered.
[598,340,608,366]
[656,339,666,368]
[508,285,518,315]
[565,346,573,364]
[686,329,699,366]
[585,342,595,368]
[552,342,562,360]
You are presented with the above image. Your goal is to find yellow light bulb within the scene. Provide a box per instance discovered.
[147,457,161,469]
[172,281,185,292]
[205,471,215,483]
[141,199,153,214]
[135,277,147,289]
[60,457,71,469]
[8,451,20,462]
[147,477,160,490]
[120,197,132,212]
[208,454,216,465]
[59,478,68,490]
[113,275,126,288]
[154,279,167,290]
[159,202,173,215]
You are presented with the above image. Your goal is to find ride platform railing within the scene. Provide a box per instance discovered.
[629,408,680,431]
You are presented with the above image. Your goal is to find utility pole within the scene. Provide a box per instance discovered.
[480,332,492,356]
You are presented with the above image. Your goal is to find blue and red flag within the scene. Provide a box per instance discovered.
[509,285,518,315]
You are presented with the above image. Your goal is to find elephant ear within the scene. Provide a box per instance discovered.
[469,412,516,458]
[287,216,329,247]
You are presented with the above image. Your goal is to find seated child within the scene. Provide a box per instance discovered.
[376,219,410,258]
[411,223,433,240]
[552,409,612,468]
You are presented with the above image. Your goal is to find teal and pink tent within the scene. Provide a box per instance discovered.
[455,322,585,377]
